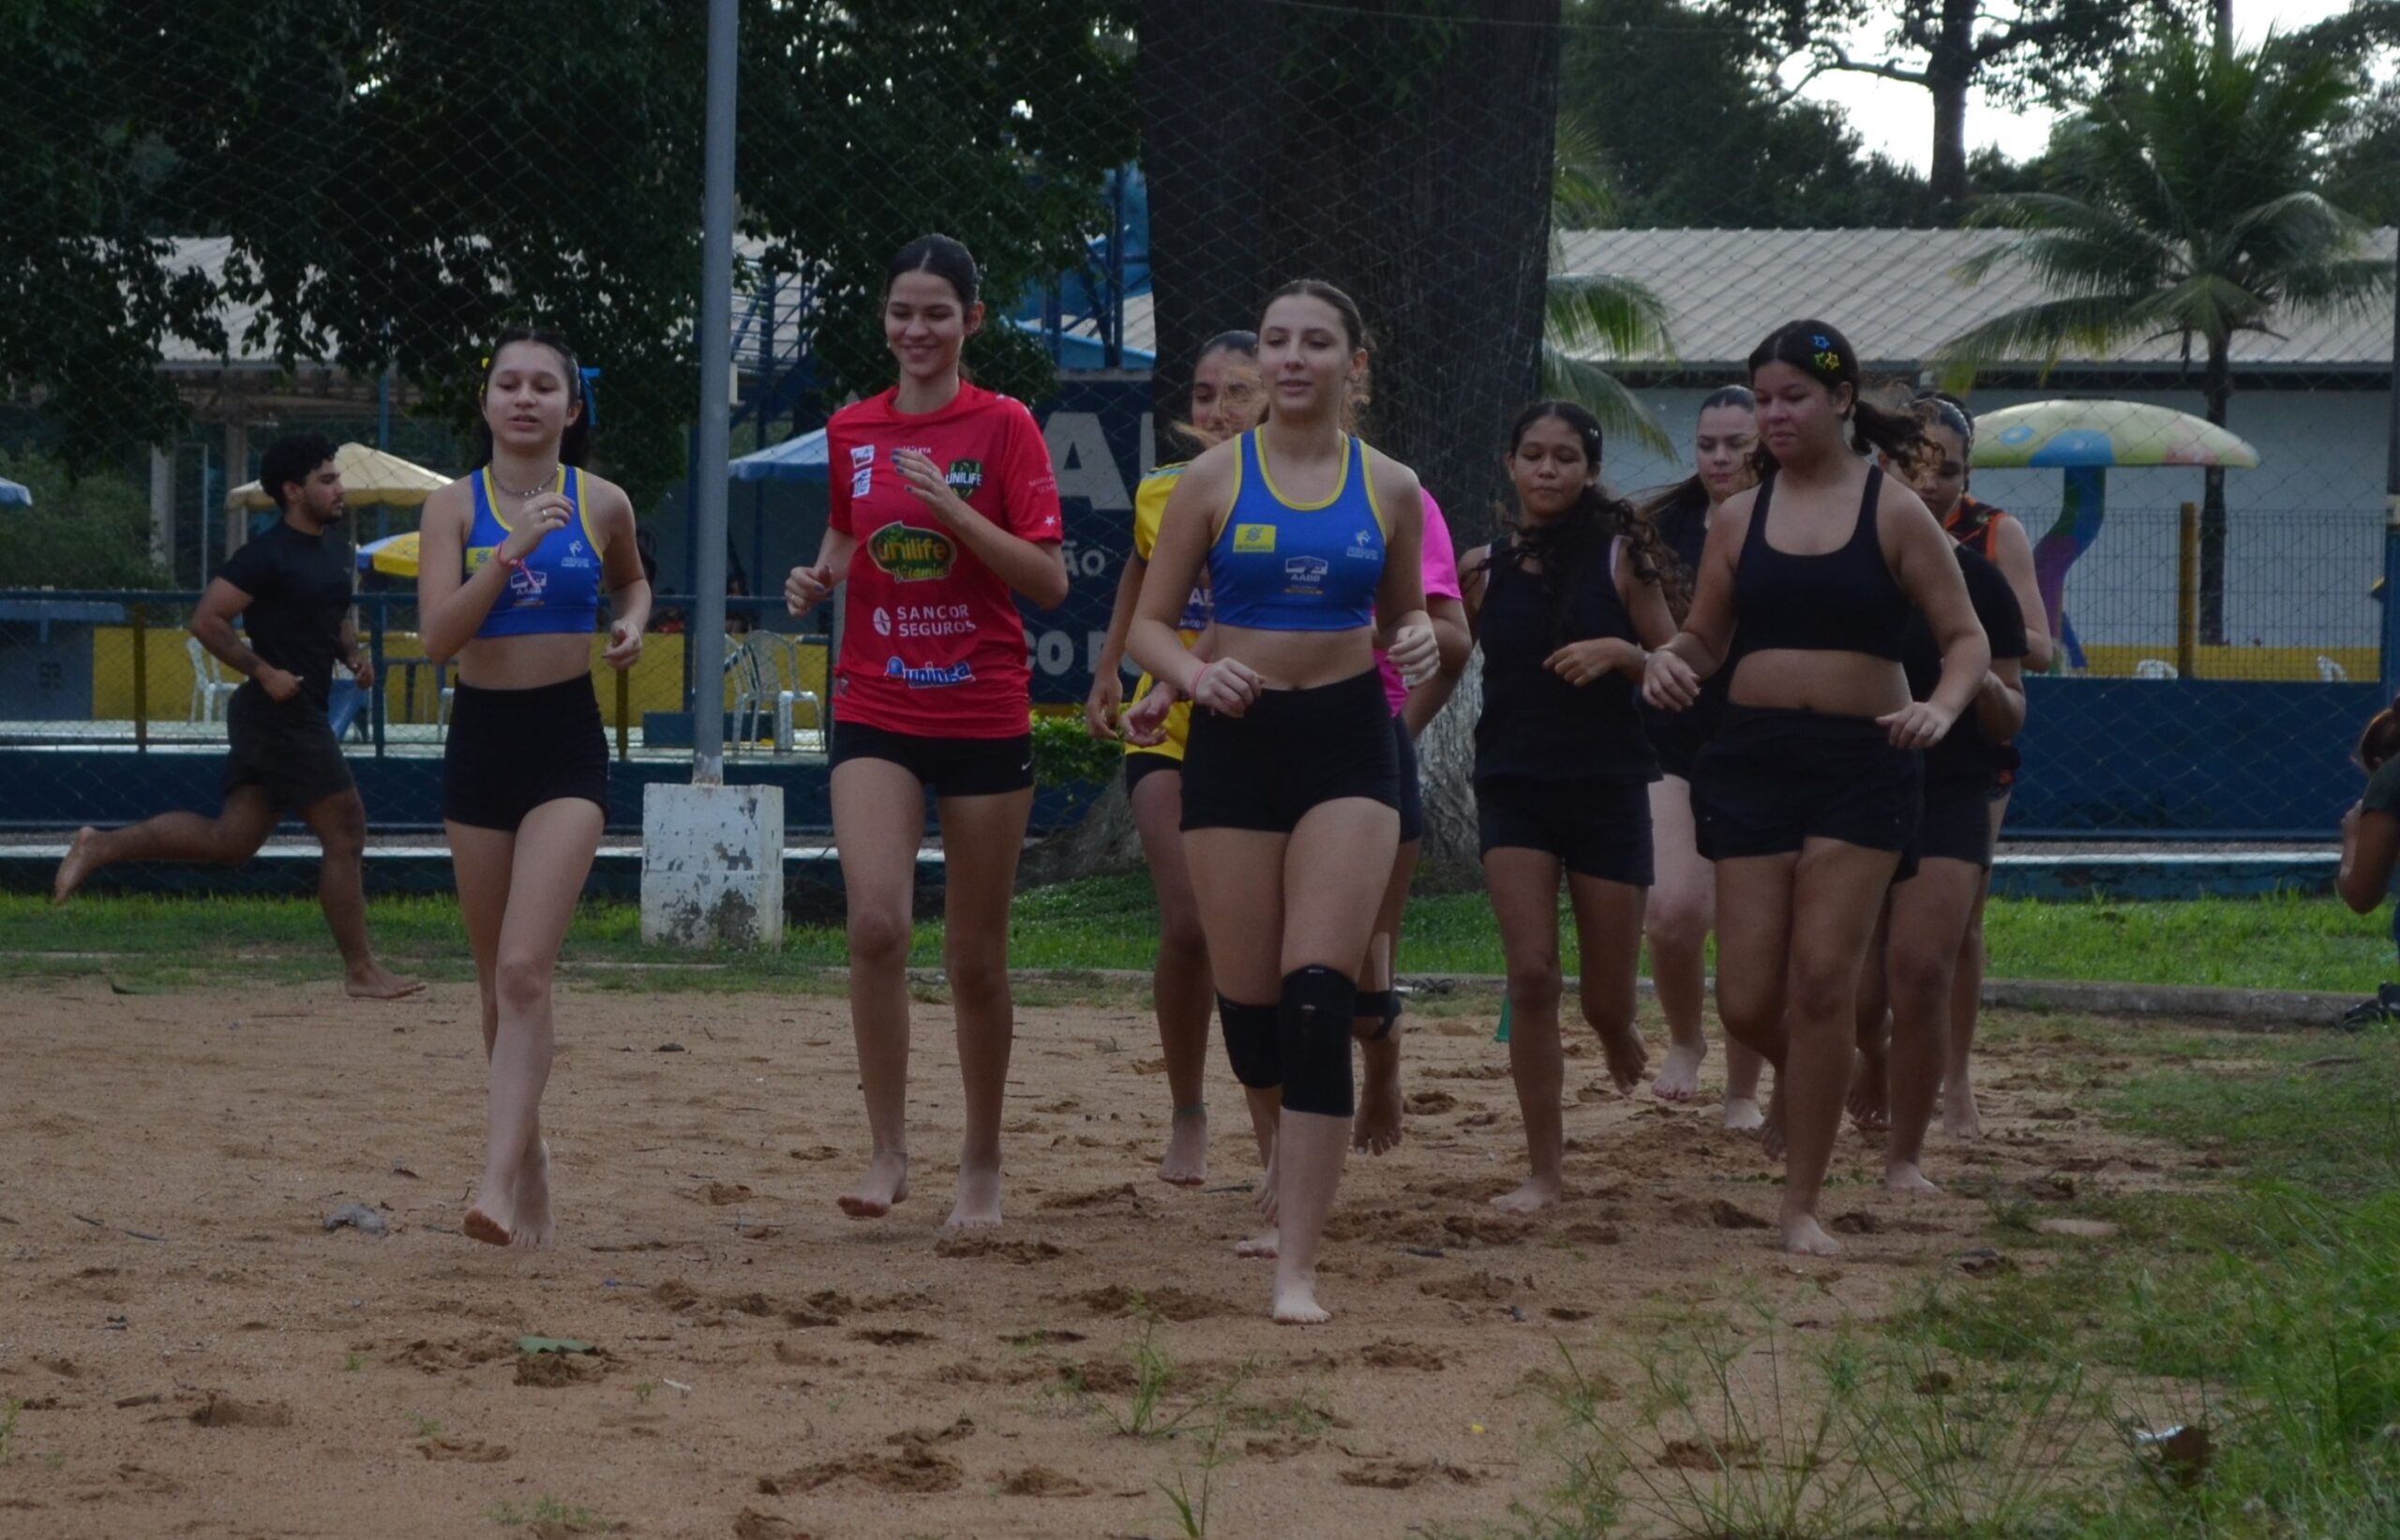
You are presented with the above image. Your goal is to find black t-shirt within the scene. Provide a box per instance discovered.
[216,519,354,710]
[1903,544,2027,791]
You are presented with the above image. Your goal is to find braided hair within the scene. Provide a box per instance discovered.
[1496,400,1680,645]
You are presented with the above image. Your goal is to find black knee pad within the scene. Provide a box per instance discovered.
[1354,987,1402,1042]
[1279,965,1358,1117]
[1218,995,1282,1090]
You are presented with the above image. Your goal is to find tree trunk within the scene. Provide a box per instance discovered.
[1925,0,1976,214]
[2200,337,2231,645]
[1129,0,1562,869]
[1017,775,1143,890]
[1415,650,1485,870]
[1139,0,1562,548]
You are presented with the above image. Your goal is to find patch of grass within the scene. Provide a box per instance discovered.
[408,1412,442,1439]
[0,1398,18,1463]
[487,1495,612,1533]
[5,883,2393,995]
[1902,1031,2400,1536]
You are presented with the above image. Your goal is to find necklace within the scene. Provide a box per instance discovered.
[489,466,558,500]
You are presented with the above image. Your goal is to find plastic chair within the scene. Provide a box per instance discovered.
[2134,659,2178,680]
[186,635,242,722]
[2318,655,2348,682]
[725,635,768,754]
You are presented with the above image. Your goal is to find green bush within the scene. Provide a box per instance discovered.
[0,450,166,589]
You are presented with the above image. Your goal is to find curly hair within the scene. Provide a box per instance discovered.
[1496,399,1681,642]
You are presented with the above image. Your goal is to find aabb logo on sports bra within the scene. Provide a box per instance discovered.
[867,522,956,582]
[1283,555,1328,590]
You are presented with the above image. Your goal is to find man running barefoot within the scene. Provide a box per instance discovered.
[53,434,420,1001]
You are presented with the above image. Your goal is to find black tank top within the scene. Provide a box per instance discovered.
[1474,535,1657,783]
[1732,465,1911,662]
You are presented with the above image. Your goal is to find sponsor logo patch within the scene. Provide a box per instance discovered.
[884,657,976,689]
[850,443,875,468]
[944,457,984,494]
[1283,555,1328,588]
[867,522,956,581]
[1233,523,1276,553]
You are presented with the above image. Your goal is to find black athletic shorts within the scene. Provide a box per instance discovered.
[1123,749,1181,799]
[1905,779,2000,873]
[223,685,354,814]
[1394,714,1425,845]
[1692,704,1922,860]
[831,719,1034,799]
[1642,674,1727,783]
[1181,668,1400,834]
[442,676,609,830]
[1477,774,1654,886]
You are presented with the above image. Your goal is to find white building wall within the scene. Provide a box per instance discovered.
[1601,384,2392,652]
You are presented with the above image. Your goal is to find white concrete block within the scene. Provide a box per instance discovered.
[640,783,785,948]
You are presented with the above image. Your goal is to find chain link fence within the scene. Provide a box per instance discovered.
[1,0,2392,845]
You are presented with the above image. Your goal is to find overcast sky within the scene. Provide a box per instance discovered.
[1793,0,2362,170]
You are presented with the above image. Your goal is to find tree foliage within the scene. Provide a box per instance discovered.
[1936,33,2392,638]
[0,1,1138,508]
[1563,0,1928,228]
[1717,0,2199,209]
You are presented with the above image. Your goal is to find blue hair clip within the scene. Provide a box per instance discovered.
[1811,334,1831,350]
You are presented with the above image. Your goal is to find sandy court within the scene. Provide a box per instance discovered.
[2,973,2188,1538]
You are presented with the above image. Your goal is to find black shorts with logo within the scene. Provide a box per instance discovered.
[831,719,1035,799]
[222,685,354,814]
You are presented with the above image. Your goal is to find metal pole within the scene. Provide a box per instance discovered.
[2382,234,2400,704]
[2177,501,2199,679]
[690,0,739,786]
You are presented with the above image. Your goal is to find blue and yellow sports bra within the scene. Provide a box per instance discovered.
[1207,430,1386,633]
[463,466,605,639]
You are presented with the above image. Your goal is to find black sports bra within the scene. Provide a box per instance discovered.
[1732,466,1911,662]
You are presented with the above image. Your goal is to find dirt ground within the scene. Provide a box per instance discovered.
[1,973,2192,1539]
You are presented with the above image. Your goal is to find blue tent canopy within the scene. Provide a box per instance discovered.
[729,428,828,485]
[0,477,31,508]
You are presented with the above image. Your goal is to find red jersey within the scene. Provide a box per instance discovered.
[829,382,1063,738]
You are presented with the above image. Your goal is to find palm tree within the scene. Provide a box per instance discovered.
[1543,110,1677,456]
[1934,33,2392,641]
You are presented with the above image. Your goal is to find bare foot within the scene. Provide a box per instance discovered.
[945,1161,1003,1230]
[1722,1097,1766,1133]
[1271,1267,1331,1324]
[1759,1083,1788,1159]
[837,1150,910,1219]
[52,827,101,904]
[1883,1160,1940,1194]
[510,1140,554,1248]
[1491,1175,1560,1217]
[1848,1041,1889,1132]
[1653,1039,1705,1102]
[1158,1109,1208,1188]
[1252,1144,1280,1225]
[1780,1210,1842,1257]
[1596,1019,1650,1094]
[1235,1230,1280,1259]
[1352,1034,1404,1156]
[346,964,426,1000]
[461,1188,515,1248]
[1942,1078,1985,1141]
